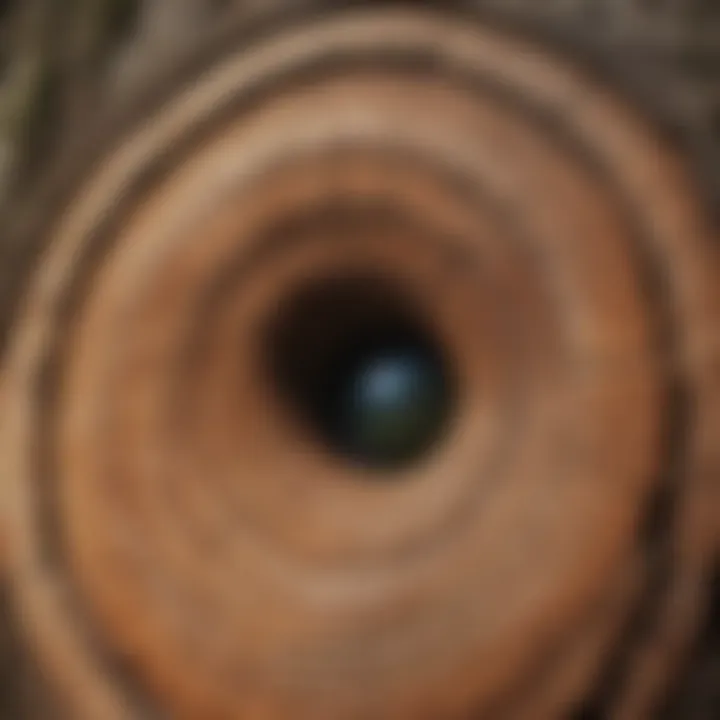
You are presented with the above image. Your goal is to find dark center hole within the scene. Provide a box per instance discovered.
[264,275,456,472]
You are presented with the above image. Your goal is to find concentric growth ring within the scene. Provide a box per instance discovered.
[1,7,718,719]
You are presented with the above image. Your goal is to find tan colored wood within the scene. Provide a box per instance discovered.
[0,2,717,718]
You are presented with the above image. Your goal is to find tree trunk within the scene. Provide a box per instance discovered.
[0,2,718,718]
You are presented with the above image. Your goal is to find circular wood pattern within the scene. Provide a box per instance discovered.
[0,6,718,719]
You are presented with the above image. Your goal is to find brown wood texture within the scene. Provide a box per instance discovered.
[0,2,718,718]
